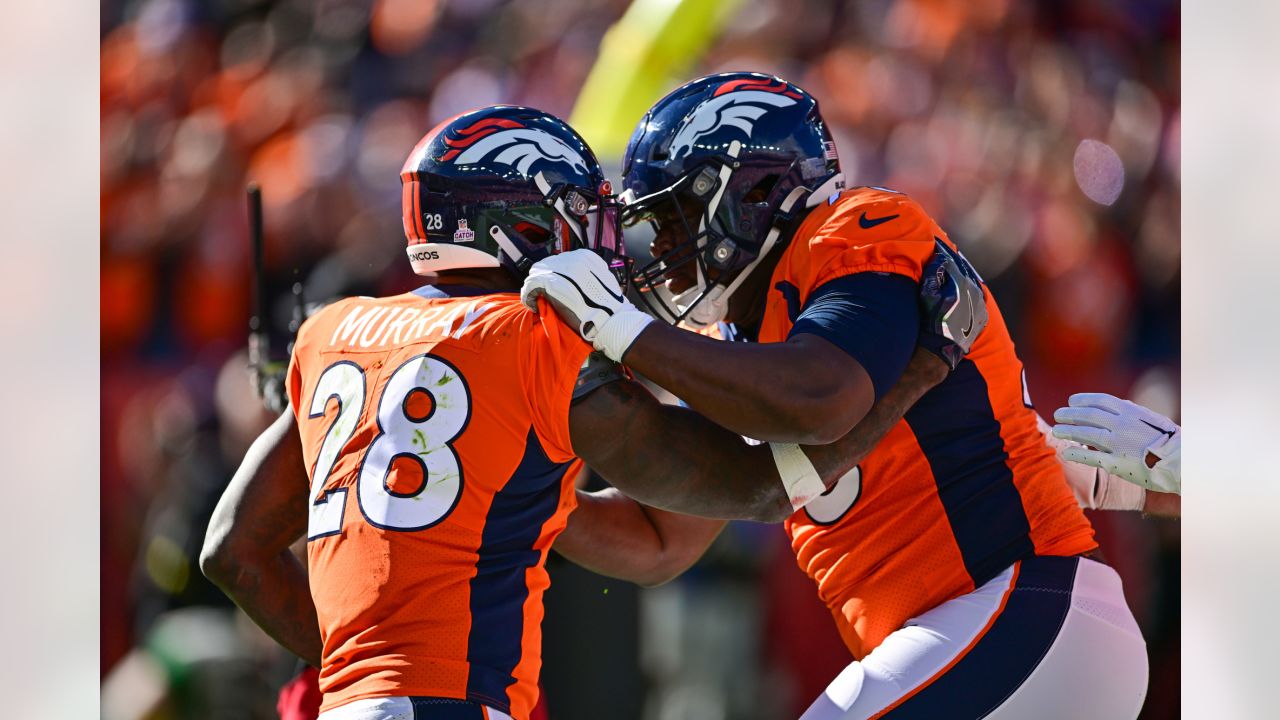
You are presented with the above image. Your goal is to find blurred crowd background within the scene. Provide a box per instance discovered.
[100,0,1180,718]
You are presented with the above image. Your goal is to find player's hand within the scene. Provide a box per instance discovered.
[917,240,988,370]
[1051,393,1181,495]
[1037,414,1145,511]
[521,249,654,362]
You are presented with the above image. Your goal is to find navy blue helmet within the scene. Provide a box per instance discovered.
[621,72,844,327]
[401,106,625,280]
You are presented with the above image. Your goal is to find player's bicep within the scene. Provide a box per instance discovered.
[569,376,711,493]
[204,410,309,568]
[787,271,919,400]
[568,376,653,472]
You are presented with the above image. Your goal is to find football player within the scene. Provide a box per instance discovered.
[201,105,979,720]
[524,73,1150,718]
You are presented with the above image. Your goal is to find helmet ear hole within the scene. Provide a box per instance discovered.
[512,221,550,245]
[744,174,780,204]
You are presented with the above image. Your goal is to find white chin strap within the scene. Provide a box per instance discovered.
[675,172,824,329]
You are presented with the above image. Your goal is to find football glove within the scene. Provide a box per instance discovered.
[1038,414,1145,511]
[521,249,654,362]
[918,240,988,370]
[1051,393,1181,495]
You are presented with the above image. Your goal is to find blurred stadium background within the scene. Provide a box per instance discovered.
[100,0,1180,718]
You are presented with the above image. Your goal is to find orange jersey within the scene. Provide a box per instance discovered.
[285,286,592,719]
[760,187,1096,659]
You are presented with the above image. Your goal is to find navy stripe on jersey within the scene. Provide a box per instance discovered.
[904,360,1034,586]
[465,426,569,713]
[886,556,1078,718]
[786,273,918,400]
[774,280,803,322]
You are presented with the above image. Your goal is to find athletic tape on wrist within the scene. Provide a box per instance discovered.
[1095,468,1146,512]
[770,442,826,510]
[595,309,654,362]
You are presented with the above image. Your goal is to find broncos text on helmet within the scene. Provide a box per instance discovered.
[621,72,845,328]
[401,106,625,280]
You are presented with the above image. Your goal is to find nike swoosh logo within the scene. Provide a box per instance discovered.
[1139,419,1176,439]
[550,271,623,316]
[961,294,975,338]
[858,212,899,230]
[589,269,627,304]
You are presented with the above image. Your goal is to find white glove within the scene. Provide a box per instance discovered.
[1037,414,1145,511]
[521,249,654,362]
[1051,393,1181,495]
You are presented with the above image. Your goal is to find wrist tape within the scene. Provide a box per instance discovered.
[770,442,826,510]
[594,308,654,363]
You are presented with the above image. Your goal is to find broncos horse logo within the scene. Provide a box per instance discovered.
[668,77,801,160]
[439,117,590,176]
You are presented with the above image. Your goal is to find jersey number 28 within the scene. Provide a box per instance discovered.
[306,354,470,539]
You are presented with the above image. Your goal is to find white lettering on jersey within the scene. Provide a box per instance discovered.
[382,308,420,346]
[327,301,494,349]
[329,305,382,346]
[359,307,399,347]
[452,303,494,339]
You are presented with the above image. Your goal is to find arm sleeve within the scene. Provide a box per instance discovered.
[786,272,918,400]
[526,298,596,462]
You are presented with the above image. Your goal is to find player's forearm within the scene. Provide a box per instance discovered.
[204,549,323,667]
[803,348,949,486]
[581,382,791,521]
[623,324,871,444]
[556,488,725,586]
[1142,491,1181,519]
[574,351,946,524]
[634,349,943,521]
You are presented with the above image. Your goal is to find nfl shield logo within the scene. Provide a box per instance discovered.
[453,219,476,243]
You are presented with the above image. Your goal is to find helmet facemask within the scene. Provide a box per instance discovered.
[556,179,630,287]
[469,173,628,282]
[624,141,811,328]
[618,72,849,328]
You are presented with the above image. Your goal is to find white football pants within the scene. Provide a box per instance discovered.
[800,556,1148,719]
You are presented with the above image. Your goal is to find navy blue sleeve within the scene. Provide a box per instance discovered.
[786,272,919,400]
